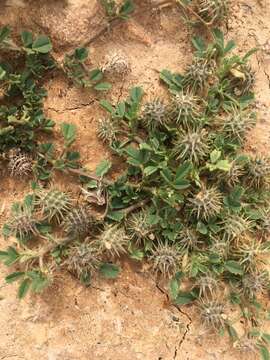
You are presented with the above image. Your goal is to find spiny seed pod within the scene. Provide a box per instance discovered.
[101,51,130,76]
[170,91,201,128]
[177,227,202,251]
[7,203,37,241]
[149,241,181,277]
[247,157,270,188]
[196,0,228,24]
[198,299,227,331]
[230,65,255,96]
[63,206,94,239]
[183,58,214,92]
[173,128,210,164]
[259,208,270,239]
[97,118,119,144]
[242,270,270,299]
[8,149,32,178]
[35,188,72,224]
[210,238,230,260]
[65,243,101,282]
[94,224,129,258]
[193,274,219,297]
[217,160,245,187]
[221,109,256,143]
[222,214,253,242]
[126,210,156,245]
[237,238,266,271]
[188,186,222,220]
[235,335,258,354]
[141,98,170,131]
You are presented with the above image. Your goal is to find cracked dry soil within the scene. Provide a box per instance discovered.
[0,0,270,359]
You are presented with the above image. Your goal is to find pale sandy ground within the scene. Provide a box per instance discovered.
[0,0,270,359]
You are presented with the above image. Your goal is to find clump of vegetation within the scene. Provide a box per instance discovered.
[1,23,270,359]
[177,0,228,26]
[100,0,135,20]
[63,47,111,91]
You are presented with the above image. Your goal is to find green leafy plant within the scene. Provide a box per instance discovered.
[1,25,270,359]
[63,47,111,91]
[100,0,135,20]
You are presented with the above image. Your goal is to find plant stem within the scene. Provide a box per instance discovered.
[122,199,150,216]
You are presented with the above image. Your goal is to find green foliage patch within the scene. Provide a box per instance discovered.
[0,21,270,359]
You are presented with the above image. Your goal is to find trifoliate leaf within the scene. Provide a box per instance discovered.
[32,35,52,53]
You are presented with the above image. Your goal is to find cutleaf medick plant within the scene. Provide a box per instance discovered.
[0,27,55,153]
[1,25,270,359]
[63,47,112,91]
[85,30,269,357]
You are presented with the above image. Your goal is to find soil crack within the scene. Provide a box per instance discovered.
[155,282,192,359]
[46,100,96,113]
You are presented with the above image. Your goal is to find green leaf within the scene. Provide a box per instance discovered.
[95,159,112,177]
[210,150,221,164]
[5,272,25,284]
[192,36,206,52]
[0,66,7,80]
[106,210,125,222]
[196,221,208,235]
[175,291,197,305]
[262,334,270,345]
[125,146,143,167]
[61,122,76,146]
[119,0,135,16]
[115,102,126,117]
[224,260,243,275]
[215,160,231,171]
[227,324,238,341]
[260,346,270,360]
[144,166,159,177]
[0,26,10,43]
[18,278,31,299]
[94,82,112,91]
[21,31,33,47]
[89,68,103,82]
[24,194,34,209]
[100,99,114,114]
[2,224,11,239]
[173,179,190,190]
[0,246,19,266]
[130,86,143,103]
[224,40,236,54]
[30,273,50,293]
[169,278,179,300]
[74,47,88,62]
[129,247,144,261]
[100,263,121,279]
[175,162,191,180]
[242,48,257,61]
[32,35,52,54]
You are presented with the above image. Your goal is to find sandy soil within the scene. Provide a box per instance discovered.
[0,0,270,359]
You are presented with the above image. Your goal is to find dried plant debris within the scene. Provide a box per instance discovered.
[101,51,130,76]
[8,149,33,178]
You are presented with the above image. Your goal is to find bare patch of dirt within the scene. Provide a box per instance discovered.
[0,0,270,359]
